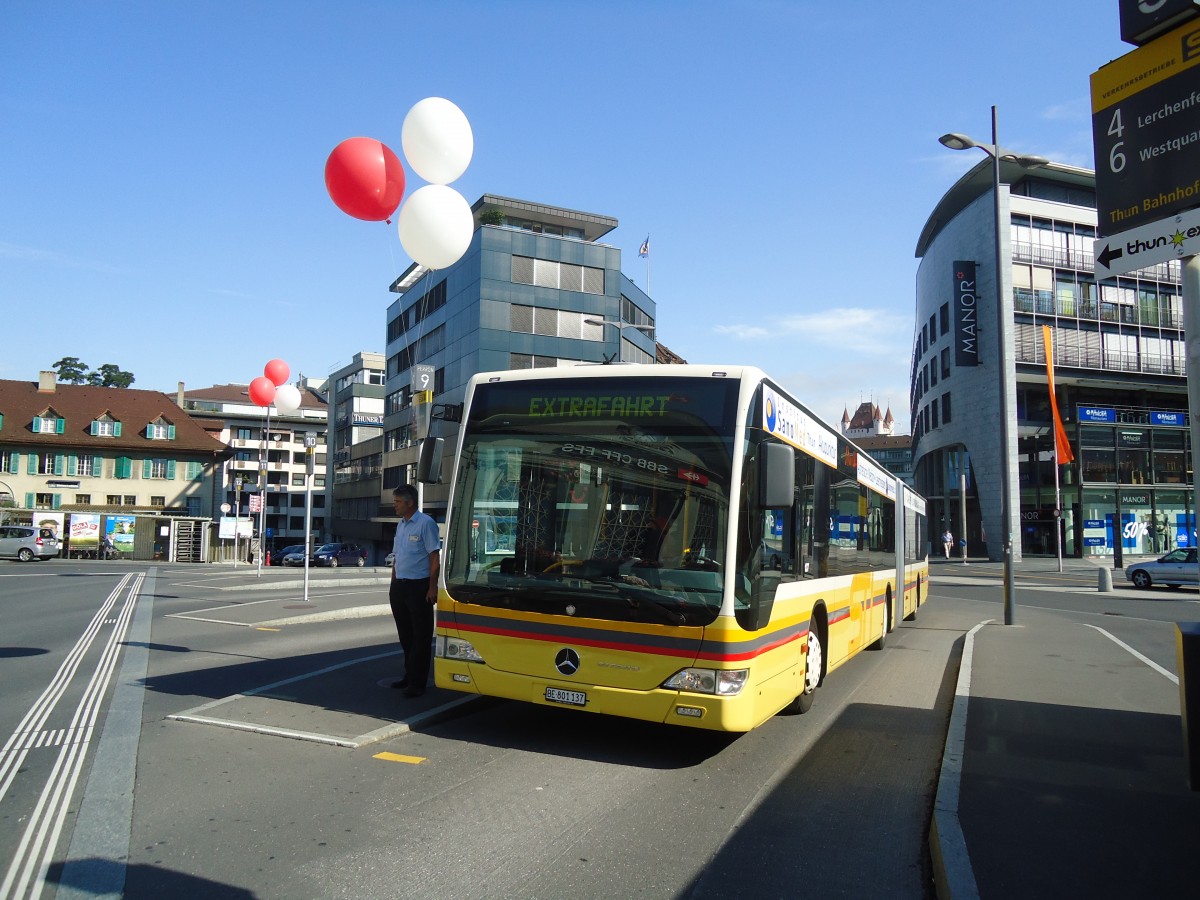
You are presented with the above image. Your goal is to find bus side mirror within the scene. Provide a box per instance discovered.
[416,437,444,484]
[759,442,795,508]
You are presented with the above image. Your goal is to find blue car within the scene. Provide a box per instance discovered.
[312,542,366,568]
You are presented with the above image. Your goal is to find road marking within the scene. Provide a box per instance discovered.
[0,572,145,900]
[256,627,281,632]
[1084,624,1179,684]
[373,752,426,764]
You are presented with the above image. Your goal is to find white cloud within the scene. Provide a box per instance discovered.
[716,307,911,356]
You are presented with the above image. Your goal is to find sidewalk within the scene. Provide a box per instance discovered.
[932,599,1200,899]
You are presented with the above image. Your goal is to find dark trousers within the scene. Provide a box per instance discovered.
[389,577,434,688]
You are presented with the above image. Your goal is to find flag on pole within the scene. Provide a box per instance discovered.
[639,236,649,258]
[1041,325,1074,464]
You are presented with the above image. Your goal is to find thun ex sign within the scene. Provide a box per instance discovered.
[1093,205,1200,277]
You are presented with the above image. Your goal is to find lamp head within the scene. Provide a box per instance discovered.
[938,133,977,151]
[1001,152,1050,169]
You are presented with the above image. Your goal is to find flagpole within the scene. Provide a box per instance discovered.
[640,234,651,297]
[1043,325,1066,572]
[1054,433,1064,573]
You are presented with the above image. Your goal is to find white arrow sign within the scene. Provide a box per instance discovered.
[1094,207,1200,279]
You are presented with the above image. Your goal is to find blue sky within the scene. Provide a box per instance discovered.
[0,1,1130,428]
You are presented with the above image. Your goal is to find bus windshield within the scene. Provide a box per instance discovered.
[443,375,740,627]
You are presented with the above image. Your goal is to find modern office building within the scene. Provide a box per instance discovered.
[381,194,657,524]
[326,352,388,561]
[913,158,1188,560]
[183,380,329,559]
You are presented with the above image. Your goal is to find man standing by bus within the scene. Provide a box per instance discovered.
[389,484,441,697]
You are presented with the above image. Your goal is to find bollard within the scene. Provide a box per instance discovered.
[1176,623,1200,790]
[1098,567,1113,592]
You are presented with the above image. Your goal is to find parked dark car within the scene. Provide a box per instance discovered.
[312,542,366,568]
[271,544,307,566]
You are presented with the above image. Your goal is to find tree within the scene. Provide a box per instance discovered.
[88,364,136,388]
[52,357,90,384]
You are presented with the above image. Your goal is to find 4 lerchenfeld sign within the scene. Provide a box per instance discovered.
[1091,17,1200,238]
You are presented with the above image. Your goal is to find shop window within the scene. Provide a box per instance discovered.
[1081,448,1116,482]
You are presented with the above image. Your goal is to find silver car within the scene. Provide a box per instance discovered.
[1125,548,1199,589]
[0,525,60,561]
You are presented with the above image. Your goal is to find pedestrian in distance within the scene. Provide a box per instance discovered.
[942,528,954,559]
[388,484,441,698]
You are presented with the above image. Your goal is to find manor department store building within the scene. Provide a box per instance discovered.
[913,159,1190,560]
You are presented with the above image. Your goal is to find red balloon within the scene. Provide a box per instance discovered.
[248,376,276,407]
[264,358,290,386]
[324,137,406,221]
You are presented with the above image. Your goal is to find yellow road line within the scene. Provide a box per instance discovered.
[255,627,281,632]
[373,752,426,765]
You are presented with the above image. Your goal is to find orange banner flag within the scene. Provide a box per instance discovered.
[1041,325,1074,465]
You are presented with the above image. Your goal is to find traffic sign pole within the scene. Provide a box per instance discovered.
[1184,256,1200,583]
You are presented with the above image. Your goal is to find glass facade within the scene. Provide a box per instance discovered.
[913,163,1189,560]
[382,198,658,522]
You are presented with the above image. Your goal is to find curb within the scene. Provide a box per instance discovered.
[929,619,990,900]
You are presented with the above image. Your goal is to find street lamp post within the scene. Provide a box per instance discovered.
[583,318,656,364]
[939,106,1047,626]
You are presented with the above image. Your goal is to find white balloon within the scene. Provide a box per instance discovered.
[273,383,302,415]
[397,184,474,269]
[401,97,473,185]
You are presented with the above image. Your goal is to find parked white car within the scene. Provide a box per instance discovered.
[1125,548,1199,589]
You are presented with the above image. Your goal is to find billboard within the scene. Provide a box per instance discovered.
[69,513,101,549]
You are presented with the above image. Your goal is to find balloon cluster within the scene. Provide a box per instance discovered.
[324,98,475,270]
[248,358,302,415]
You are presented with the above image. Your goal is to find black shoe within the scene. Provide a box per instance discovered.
[390,679,409,690]
[402,686,425,698]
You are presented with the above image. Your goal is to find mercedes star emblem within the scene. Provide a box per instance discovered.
[555,648,580,676]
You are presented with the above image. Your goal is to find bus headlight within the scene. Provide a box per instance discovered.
[436,635,485,663]
[662,668,749,696]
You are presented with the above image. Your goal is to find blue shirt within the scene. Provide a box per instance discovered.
[392,510,441,579]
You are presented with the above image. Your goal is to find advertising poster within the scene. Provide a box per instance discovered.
[34,511,65,543]
[69,513,101,548]
[107,514,136,553]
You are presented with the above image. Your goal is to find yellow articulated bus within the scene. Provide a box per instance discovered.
[432,365,929,732]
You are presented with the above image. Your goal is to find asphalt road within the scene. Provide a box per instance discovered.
[1,557,1192,899]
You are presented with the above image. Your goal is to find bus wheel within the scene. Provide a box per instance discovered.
[784,629,823,715]
[868,599,890,651]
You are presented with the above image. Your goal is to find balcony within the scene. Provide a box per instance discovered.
[1018,343,1185,377]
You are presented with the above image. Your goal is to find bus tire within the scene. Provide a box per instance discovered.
[868,597,890,651]
[783,626,823,715]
